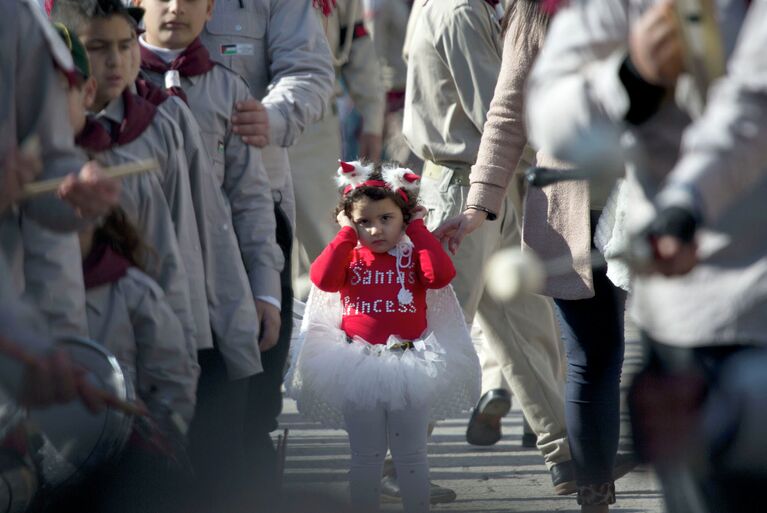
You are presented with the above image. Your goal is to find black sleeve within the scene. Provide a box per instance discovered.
[618,54,668,126]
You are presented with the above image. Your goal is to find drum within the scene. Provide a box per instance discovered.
[25,336,136,490]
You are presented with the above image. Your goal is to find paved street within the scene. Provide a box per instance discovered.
[277,330,665,512]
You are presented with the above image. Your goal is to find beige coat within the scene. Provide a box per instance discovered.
[468,8,593,300]
[200,0,335,226]
[21,216,88,338]
[141,57,287,378]
[149,92,262,373]
[85,268,198,425]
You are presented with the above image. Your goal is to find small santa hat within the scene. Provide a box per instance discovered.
[381,164,420,196]
[335,160,374,190]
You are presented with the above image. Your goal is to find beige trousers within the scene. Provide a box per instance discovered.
[287,113,344,264]
[420,163,570,468]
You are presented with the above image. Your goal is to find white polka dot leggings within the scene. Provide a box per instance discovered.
[343,402,431,513]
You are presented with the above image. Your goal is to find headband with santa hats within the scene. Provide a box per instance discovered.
[336,160,420,203]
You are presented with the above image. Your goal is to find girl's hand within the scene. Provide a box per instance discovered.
[410,205,428,222]
[336,210,356,229]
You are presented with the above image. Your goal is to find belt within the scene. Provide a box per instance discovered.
[346,336,415,351]
[422,161,471,187]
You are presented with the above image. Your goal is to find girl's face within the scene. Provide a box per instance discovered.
[350,196,405,253]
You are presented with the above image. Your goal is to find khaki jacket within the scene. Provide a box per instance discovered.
[528,0,767,346]
[402,0,502,168]
[1,0,88,234]
[200,0,335,223]
[85,268,198,425]
[141,63,283,298]
[21,216,88,338]
[90,96,199,365]
[150,92,262,371]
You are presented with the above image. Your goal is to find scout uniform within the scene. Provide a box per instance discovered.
[200,0,335,227]
[84,265,197,425]
[1,0,91,304]
[403,0,571,470]
[78,93,204,367]
[140,36,287,508]
[288,0,386,262]
[139,40,284,358]
[197,2,335,497]
[139,86,263,378]
[21,218,88,338]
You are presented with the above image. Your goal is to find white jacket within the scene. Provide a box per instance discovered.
[527,0,767,347]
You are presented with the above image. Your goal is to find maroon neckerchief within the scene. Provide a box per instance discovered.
[139,37,215,104]
[75,89,158,152]
[135,76,170,106]
[82,243,133,290]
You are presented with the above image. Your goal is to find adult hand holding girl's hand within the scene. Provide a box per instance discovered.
[433,208,488,255]
[336,210,356,229]
[409,205,428,222]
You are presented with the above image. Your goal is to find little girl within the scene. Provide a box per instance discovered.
[287,161,480,513]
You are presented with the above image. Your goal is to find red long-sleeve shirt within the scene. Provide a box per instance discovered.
[310,219,456,344]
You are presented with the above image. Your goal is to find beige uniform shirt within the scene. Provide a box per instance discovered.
[363,0,409,92]
[90,95,201,365]
[149,91,261,369]
[1,0,87,234]
[324,0,386,135]
[21,217,88,338]
[403,0,502,168]
[200,0,335,223]
[85,268,198,424]
[142,57,284,377]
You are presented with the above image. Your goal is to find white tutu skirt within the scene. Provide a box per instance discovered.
[285,285,480,429]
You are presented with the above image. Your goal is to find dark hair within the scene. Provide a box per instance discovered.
[501,0,551,39]
[334,169,419,224]
[51,0,143,35]
[93,207,153,273]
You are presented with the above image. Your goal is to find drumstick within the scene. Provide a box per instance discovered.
[0,335,147,417]
[20,159,159,200]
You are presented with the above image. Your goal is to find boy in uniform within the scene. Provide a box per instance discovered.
[198,0,334,499]
[50,0,206,367]
[130,45,265,398]
[135,0,285,506]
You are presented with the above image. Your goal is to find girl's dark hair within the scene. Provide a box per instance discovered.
[334,169,419,224]
[501,0,551,39]
[93,207,153,273]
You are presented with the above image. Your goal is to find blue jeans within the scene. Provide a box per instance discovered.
[554,213,627,486]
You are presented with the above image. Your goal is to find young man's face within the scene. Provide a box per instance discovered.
[78,16,137,110]
[137,0,214,50]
